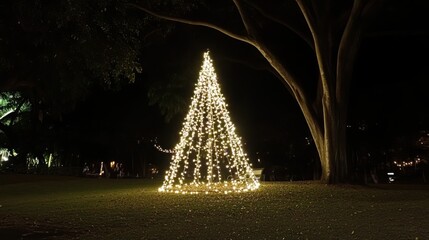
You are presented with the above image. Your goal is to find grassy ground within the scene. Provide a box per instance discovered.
[0,174,428,240]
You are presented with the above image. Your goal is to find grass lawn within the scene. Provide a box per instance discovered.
[1,174,428,240]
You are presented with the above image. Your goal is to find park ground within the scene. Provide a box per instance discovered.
[0,174,428,240]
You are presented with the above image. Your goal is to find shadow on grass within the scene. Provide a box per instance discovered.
[0,173,78,185]
[367,183,429,191]
[0,225,79,240]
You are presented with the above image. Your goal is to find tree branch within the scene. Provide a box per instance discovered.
[128,3,253,46]
[336,0,365,105]
[232,1,313,109]
[295,0,333,101]
[254,42,323,156]
[245,0,314,50]
[8,99,27,125]
[232,0,253,37]
[220,54,293,95]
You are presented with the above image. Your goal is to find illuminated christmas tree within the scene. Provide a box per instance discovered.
[159,50,260,194]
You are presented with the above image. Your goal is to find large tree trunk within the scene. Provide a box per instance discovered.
[319,99,348,183]
[295,0,371,183]
[258,42,350,183]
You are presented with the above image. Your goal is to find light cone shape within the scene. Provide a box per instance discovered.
[159,51,260,194]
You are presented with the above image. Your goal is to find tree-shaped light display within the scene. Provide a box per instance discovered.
[159,51,260,194]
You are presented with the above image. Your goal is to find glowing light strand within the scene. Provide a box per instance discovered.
[393,158,422,168]
[153,143,175,154]
[158,50,260,194]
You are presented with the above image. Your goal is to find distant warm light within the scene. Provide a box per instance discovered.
[47,153,53,168]
[158,51,259,194]
[110,161,116,169]
[393,158,422,169]
[387,172,395,183]
[0,149,10,162]
[99,162,105,176]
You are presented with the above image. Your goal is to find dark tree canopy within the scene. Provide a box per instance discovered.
[0,0,165,113]
[0,0,170,169]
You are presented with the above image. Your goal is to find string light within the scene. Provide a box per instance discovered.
[151,138,175,154]
[158,50,260,194]
[393,158,422,169]
[154,143,175,154]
